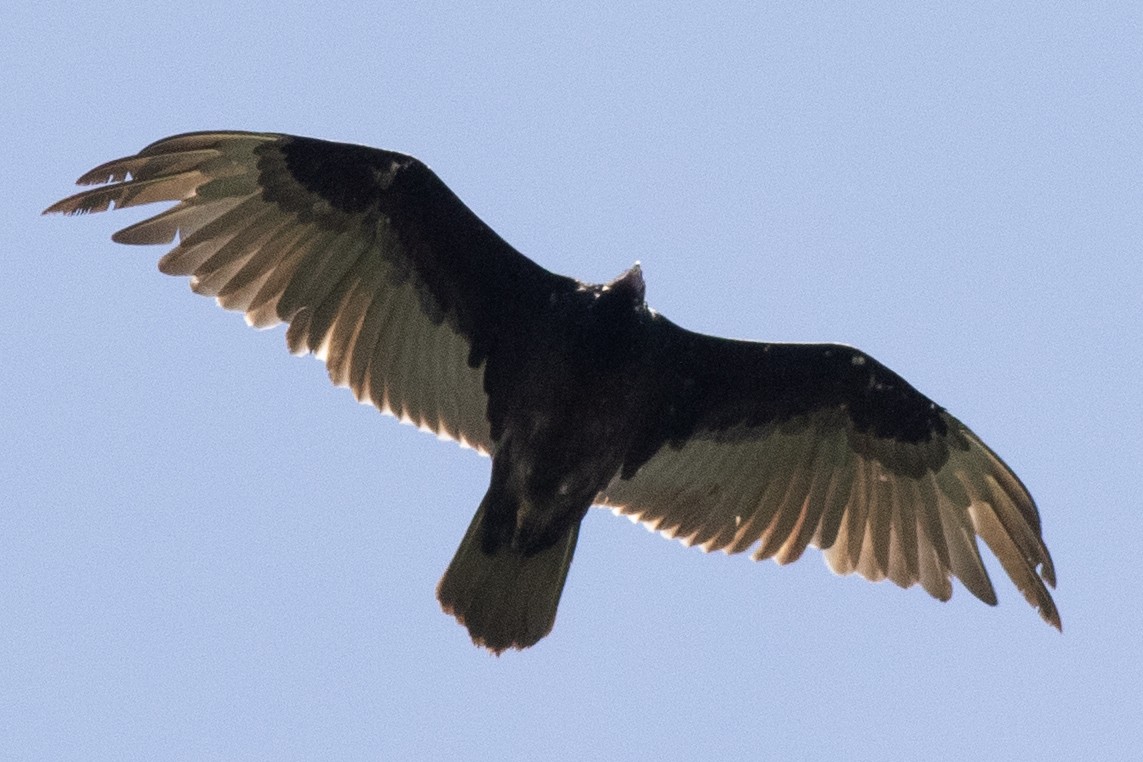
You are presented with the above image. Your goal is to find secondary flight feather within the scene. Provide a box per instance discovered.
[46,131,1059,653]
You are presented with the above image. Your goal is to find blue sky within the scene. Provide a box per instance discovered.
[3,2,1140,759]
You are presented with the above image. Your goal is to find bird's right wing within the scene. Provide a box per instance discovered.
[46,131,579,453]
[598,316,1059,628]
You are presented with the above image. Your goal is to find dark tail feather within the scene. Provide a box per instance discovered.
[436,501,580,654]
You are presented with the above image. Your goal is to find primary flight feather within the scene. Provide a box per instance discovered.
[46,131,1059,653]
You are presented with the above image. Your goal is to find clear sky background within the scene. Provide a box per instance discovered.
[3,3,1140,760]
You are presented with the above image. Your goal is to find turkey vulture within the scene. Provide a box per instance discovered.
[45,131,1059,653]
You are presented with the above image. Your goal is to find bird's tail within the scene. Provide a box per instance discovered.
[436,499,580,654]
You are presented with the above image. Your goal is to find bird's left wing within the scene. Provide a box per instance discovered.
[46,131,577,453]
[598,315,1059,628]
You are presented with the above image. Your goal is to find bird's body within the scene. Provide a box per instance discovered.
[437,267,654,650]
[492,267,652,545]
[46,131,1059,653]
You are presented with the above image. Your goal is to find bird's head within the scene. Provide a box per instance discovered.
[600,262,646,307]
[579,262,649,346]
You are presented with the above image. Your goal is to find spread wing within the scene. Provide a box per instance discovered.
[599,315,1059,629]
[46,131,577,453]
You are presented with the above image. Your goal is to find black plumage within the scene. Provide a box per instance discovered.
[46,131,1059,653]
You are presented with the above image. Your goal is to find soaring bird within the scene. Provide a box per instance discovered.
[46,131,1059,653]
